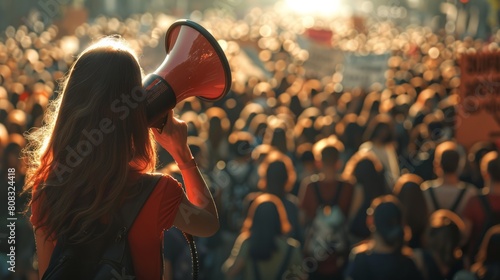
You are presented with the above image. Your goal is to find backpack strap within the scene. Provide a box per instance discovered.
[102,173,161,263]
[332,182,344,206]
[121,174,161,228]
[276,243,294,279]
[450,185,467,213]
[428,187,440,211]
[313,181,325,205]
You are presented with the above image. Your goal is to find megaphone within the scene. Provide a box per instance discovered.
[143,19,231,129]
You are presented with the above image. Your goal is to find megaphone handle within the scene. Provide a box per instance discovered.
[143,74,177,132]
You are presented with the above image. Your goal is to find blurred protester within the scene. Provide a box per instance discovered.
[295,143,317,186]
[222,194,302,280]
[461,142,497,189]
[359,114,400,187]
[414,210,465,280]
[335,114,363,169]
[299,136,363,280]
[470,225,500,280]
[220,131,256,233]
[263,119,295,157]
[244,150,303,243]
[408,88,437,128]
[409,112,448,181]
[205,107,230,168]
[343,150,390,242]
[345,195,423,280]
[453,225,500,280]
[462,151,500,264]
[421,141,477,214]
[393,174,429,249]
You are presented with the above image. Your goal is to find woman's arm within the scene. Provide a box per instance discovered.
[154,111,219,237]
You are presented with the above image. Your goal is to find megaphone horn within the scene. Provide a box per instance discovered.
[143,19,232,130]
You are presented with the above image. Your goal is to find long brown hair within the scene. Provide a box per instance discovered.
[23,37,156,244]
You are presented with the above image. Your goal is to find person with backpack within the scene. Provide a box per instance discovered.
[22,37,219,279]
[298,136,363,280]
[413,210,466,280]
[345,195,424,280]
[421,141,477,214]
[222,193,302,280]
[462,151,500,265]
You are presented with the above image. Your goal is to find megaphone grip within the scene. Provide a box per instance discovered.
[143,74,177,129]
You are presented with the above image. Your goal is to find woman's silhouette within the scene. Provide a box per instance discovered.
[23,37,219,279]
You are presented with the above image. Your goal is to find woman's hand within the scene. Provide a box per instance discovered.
[153,110,192,164]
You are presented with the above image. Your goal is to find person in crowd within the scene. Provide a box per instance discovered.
[408,111,448,181]
[359,113,400,187]
[222,193,302,279]
[469,225,500,280]
[299,136,363,280]
[220,131,257,233]
[462,151,500,264]
[22,37,219,279]
[343,150,390,242]
[345,195,424,280]
[295,142,317,186]
[393,174,429,249]
[244,150,303,243]
[205,107,231,168]
[248,113,269,145]
[414,210,465,280]
[263,119,295,157]
[5,5,500,279]
[461,141,497,189]
[408,88,438,128]
[335,114,363,170]
[421,141,477,214]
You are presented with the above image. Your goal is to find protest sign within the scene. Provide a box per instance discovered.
[457,51,500,149]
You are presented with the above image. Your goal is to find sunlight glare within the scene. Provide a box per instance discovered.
[284,0,351,17]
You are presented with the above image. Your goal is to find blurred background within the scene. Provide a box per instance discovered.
[2,0,500,280]
[0,0,496,39]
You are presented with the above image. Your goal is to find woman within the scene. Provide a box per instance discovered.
[222,193,302,279]
[345,195,423,280]
[359,114,400,187]
[343,151,390,241]
[393,174,429,249]
[22,37,219,279]
[244,150,303,243]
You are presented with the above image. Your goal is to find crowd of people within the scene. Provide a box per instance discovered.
[1,4,500,280]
